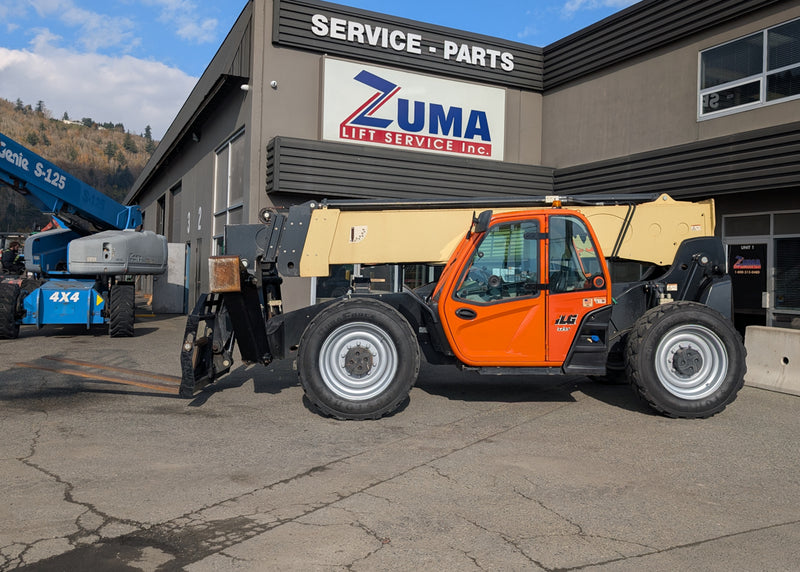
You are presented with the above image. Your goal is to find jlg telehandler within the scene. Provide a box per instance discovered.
[180,193,745,419]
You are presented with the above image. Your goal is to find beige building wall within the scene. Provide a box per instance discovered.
[504,89,543,165]
[542,3,800,168]
[249,1,543,217]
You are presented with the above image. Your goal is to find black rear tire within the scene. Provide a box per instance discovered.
[109,283,135,338]
[0,283,20,339]
[626,301,746,418]
[297,298,420,420]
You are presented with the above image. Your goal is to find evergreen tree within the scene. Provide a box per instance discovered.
[144,125,152,140]
[123,132,138,153]
[104,141,117,161]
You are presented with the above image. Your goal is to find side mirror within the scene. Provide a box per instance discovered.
[474,210,493,234]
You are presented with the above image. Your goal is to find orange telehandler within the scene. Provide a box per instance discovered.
[180,193,745,419]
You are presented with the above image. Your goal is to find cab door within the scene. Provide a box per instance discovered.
[438,215,547,366]
[545,214,612,362]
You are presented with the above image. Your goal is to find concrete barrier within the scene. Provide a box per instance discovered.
[744,325,800,397]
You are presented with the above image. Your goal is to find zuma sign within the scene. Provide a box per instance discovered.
[323,59,505,160]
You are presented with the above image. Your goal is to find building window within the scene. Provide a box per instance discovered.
[213,129,246,254]
[169,183,182,243]
[699,18,800,118]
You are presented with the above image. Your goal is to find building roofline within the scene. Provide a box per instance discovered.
[126,1,253,205]
[543,0,786,89]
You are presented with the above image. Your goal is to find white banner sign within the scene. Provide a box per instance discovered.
[323,58,505,160]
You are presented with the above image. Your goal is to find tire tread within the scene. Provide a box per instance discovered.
[109,283,135,338]
[625,301,746,419]
[298,298,420,420]
[0,283,20,339]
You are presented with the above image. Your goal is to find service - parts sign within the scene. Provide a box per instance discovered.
[323,59,506,160]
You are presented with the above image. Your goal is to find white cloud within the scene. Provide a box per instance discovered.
[0,1,25,31]
[28,0,139,52]
[0,38,197,138]
[144,0,219,44]
[561,0,638,18]
[517,25,539,40]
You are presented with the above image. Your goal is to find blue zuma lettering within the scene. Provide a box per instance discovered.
[311,14,514,72]
[0,140,66,190]
[351,71,491,141]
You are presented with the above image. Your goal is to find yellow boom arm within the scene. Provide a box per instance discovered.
[296,194,715,277]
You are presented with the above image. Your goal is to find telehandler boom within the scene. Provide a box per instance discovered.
[181,193,745,419]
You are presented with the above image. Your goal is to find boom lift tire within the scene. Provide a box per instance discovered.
[297,298,420,420]
[109,282,135,338]
[0,283,20,339]
[625,301,746,419]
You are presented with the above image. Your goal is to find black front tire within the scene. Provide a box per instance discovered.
[109,283,135,338]
[297,298,420,420]
[626,301,746,418]
[0,283,20,339]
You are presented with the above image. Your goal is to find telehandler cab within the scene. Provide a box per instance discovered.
[180,194,745,420]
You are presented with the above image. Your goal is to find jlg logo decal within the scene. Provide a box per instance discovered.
[555,314,578,332]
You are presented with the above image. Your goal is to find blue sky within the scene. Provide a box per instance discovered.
[0,0,636,139]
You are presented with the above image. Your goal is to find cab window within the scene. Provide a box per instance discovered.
[549,215,603,293]
[455,220,541,303]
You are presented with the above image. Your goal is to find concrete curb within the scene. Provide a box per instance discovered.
[744,325,800,397]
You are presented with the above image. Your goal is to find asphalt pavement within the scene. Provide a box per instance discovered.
[1,311,799,571]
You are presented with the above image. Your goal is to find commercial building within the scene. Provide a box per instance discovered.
[127,0,800,332]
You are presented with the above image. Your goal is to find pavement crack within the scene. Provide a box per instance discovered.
[432,465,457,483]
[9,427,145,570]
[515,488,584,536]
[459,514,546,569]
[6,400,617,571]
[551,518,800,571]
[346,517,393,569]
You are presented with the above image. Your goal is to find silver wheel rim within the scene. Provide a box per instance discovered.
[319,321,398,401]
[654,324,728,400]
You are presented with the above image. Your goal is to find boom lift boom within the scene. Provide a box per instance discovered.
[0,133,167,338]
[181,193,745,419]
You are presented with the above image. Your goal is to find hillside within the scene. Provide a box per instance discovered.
[0,97,157,234]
